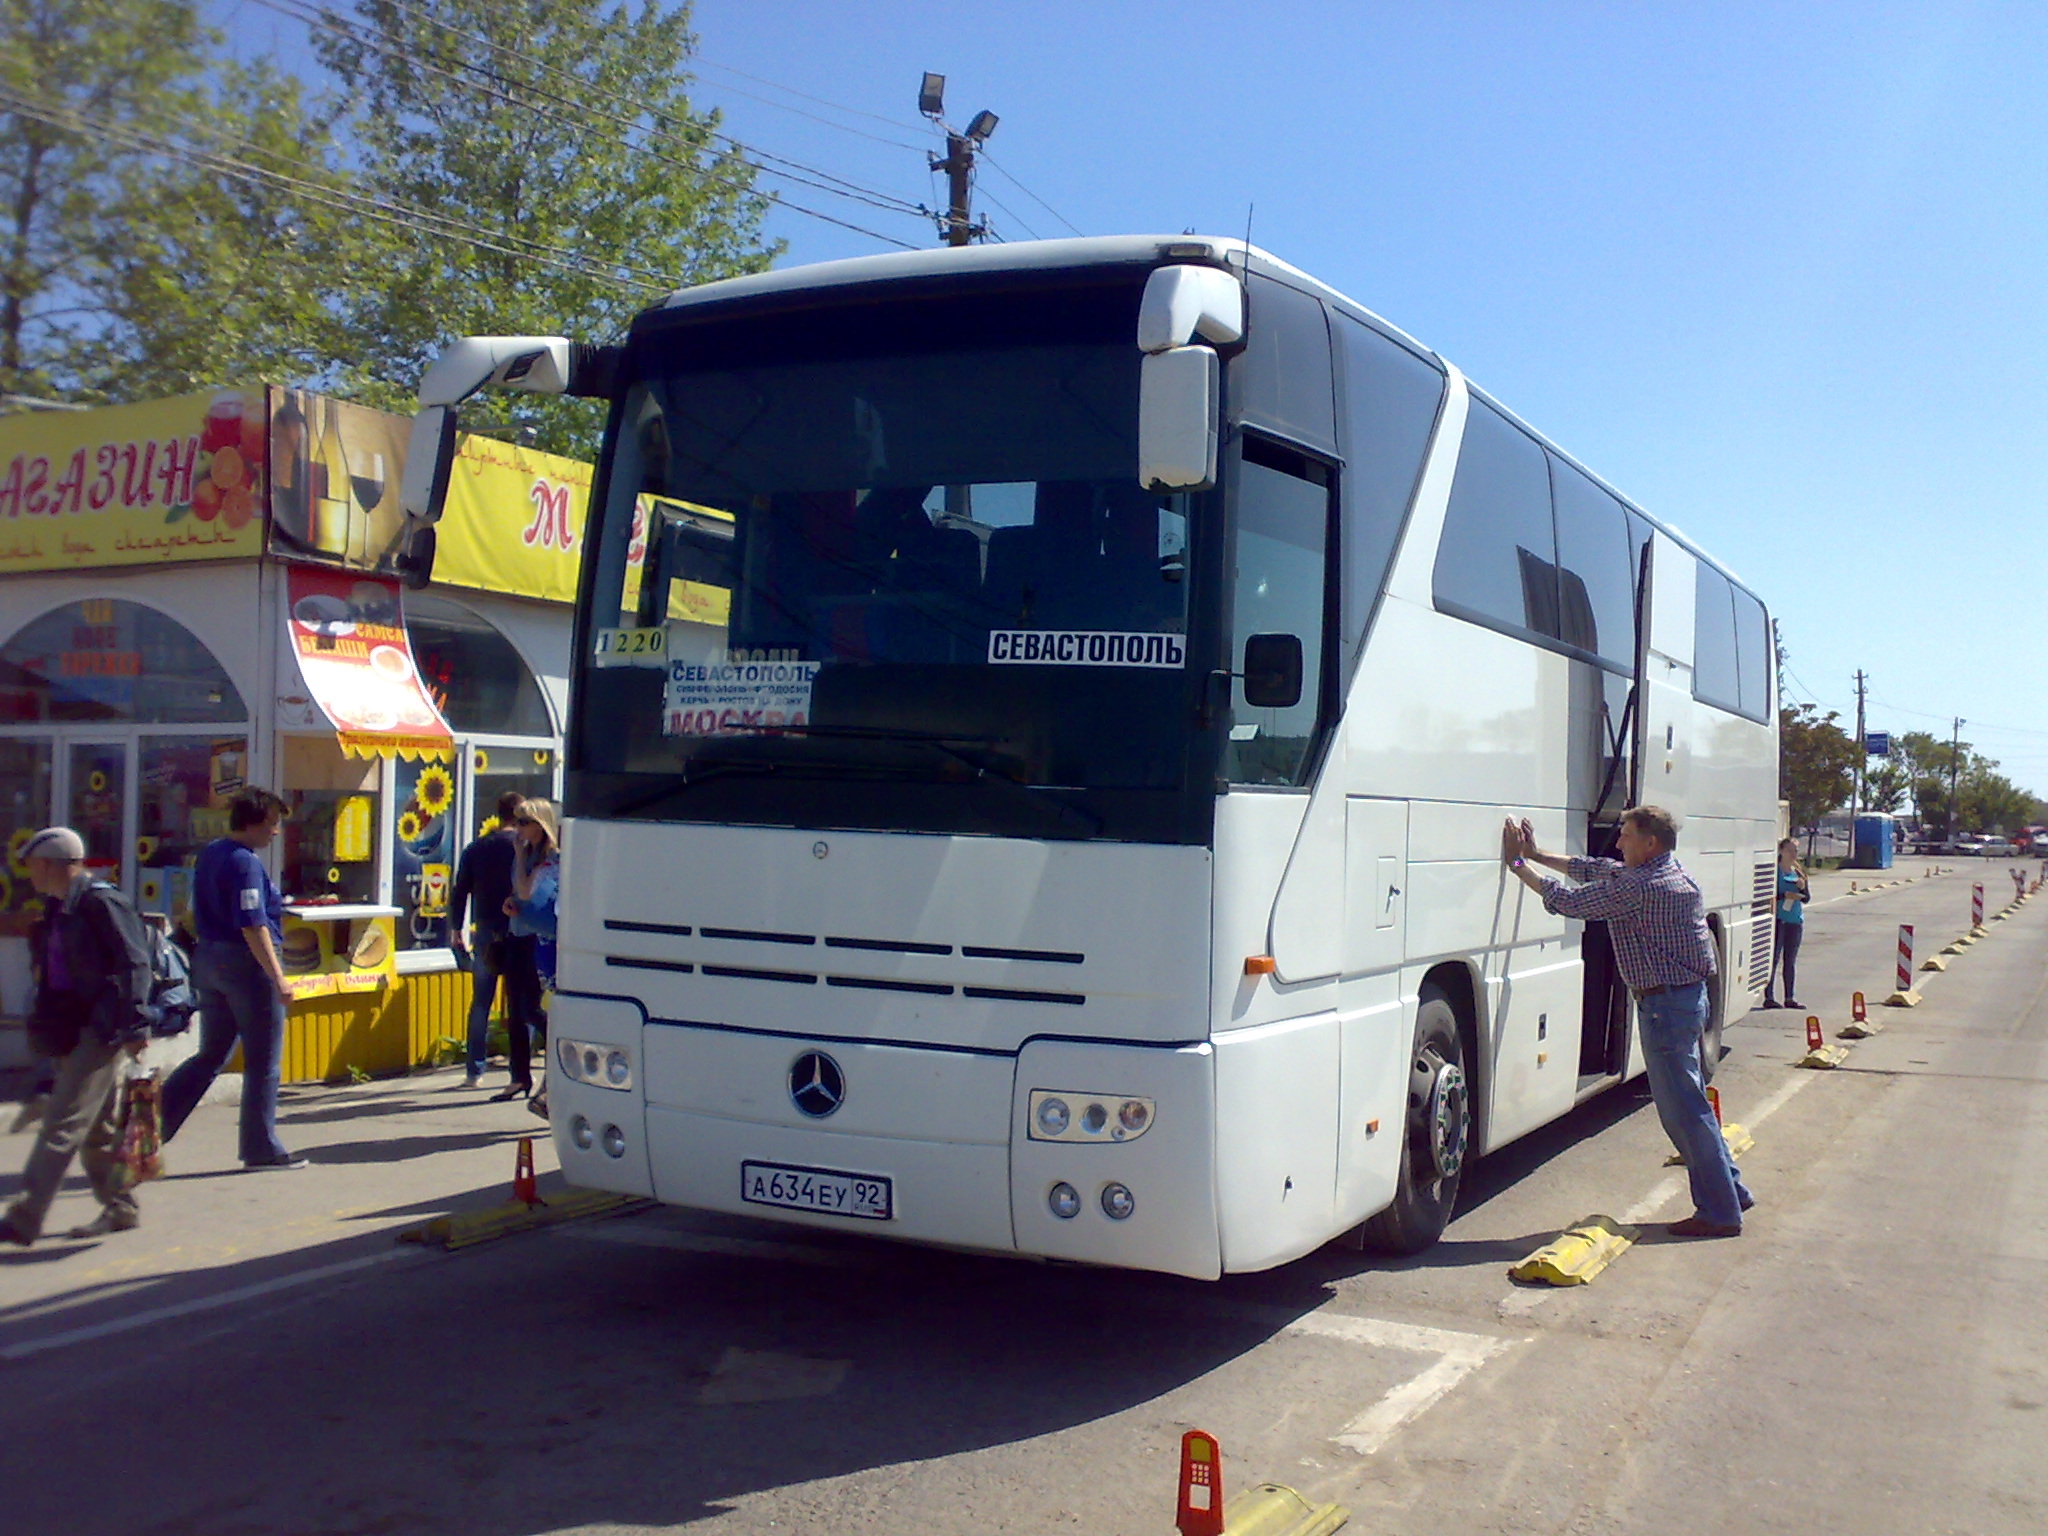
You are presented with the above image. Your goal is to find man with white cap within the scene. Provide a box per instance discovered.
[0,827,154,1247]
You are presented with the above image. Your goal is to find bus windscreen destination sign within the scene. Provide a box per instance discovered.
[664,652,819,736]
[987,630,1186,667]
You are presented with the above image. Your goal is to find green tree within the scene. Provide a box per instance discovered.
[313,0,781,454]
[1,0,361,403]
[1862,760,1910,815]
[0,0,206,399]
[1780,703,1860,843]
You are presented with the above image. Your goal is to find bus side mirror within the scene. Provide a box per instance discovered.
[395,405,458,587]
[1138,346,1219,491]
[1242,633,1303,709]
[400,405,458,528]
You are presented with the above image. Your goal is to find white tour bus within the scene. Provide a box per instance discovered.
[400,237,1779,1279]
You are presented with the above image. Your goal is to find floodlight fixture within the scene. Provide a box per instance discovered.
[919,72,946,119]
[965,109,999,144]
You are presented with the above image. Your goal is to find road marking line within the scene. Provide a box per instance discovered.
[0,1248,414,1363]
[1500,1067,1820,1316]
[568,1221,1519,1456]
[1280,1310,1516,1454]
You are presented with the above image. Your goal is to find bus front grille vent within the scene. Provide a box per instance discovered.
[599,921,1087,1006]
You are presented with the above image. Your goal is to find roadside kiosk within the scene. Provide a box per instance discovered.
[0,388,591,1082]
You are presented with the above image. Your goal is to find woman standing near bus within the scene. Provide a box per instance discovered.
[1761,837,1809,1009]
[491,799,560,1104]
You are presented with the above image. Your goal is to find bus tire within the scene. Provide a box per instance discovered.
[1358,987,1470,1255]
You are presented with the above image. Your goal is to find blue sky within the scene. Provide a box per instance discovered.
[224,2,2048,791]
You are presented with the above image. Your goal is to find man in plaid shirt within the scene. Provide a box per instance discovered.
[1504,805,1754,1238]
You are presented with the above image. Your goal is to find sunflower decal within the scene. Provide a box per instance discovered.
[415,764,455,816]
[477,816,502,838]
[472,749,490,773]
[398,811,423,842]
[7,827,31,875]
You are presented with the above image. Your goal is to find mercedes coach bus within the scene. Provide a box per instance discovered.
[398,237,1779,1278]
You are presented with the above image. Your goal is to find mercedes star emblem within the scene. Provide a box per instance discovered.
[789,1050,845,1118]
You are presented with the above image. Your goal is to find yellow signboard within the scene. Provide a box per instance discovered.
[433,436,592,604]
[0,389,270,571]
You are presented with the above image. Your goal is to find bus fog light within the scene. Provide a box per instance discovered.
[570,1115,595,1150]
[1100,1182,1136,1220]
[601,1124,626,1159]
[1048,1181,1081,1219]
[604,1050,632,1088]
[1081,1102,1108,1135]
[1118,1100,1150,1133]
[1035,1096,1070,1138]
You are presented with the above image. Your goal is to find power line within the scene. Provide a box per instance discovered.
[0,83,686,291]
[686,55,927,150]
[978,148,1084,237]
[265,0,926,238]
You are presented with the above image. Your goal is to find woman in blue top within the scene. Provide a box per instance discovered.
[492,799,560,1104]
[1761,836,1810,1009]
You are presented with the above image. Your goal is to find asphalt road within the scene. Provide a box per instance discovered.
[1,856,2042,1535]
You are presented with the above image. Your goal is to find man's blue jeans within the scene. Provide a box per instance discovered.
[1638,982,1752,1227]
[162,939,290,1166]
[465,931,509,1078]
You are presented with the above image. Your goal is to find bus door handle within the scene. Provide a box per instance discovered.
[1385,886,1401,910]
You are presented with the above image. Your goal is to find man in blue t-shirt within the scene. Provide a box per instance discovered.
[161,788,308,1170]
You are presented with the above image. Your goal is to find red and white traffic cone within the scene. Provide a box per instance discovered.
[1177,1430,1224,1536]
[1897,924,1914,993]
[1852,991,1868,1023]
[1973,883,1985,931]
[512,1136,541,1207]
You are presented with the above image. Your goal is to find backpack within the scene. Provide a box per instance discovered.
[142,922,199,1038]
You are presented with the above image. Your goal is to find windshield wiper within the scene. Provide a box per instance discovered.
[754,724,1105,837]
[608,757,784,818]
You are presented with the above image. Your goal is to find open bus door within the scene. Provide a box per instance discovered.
[1577,530,1694,1083]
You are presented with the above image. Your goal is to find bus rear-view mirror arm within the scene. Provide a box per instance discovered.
[397,335,620,586]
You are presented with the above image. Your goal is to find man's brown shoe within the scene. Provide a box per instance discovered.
[1668,1215,1742,1239]
[66,1209,140,1239]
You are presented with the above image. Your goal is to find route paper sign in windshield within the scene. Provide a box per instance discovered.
[664,652,820,736]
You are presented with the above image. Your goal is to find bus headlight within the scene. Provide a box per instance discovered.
[555,1038,632,1092]
[1028,1089,1153,1143]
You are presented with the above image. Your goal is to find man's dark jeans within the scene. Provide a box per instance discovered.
[162,939,290,1166]
[465,929,510,1078]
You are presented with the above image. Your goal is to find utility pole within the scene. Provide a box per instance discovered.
[1850,669,1867,867]
[1949,716,1965,844]
[918,72,998,247]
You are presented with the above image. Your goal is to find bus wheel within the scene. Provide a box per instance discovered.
[1699,970,1724,1084]
[1359,988,1470,1255]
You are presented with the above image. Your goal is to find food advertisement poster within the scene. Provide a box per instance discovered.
[286,567,453,759]
[267,387,412,570]
[0,388,271,571]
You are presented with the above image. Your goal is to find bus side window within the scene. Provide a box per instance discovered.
[1692,565,1742,715]
[1227,436,1335,787]
[1549,454,1637,668]
[1334,315,1445,671]
[1433,400,1560,643]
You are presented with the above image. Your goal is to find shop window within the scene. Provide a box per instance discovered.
[0,599,245,724]
[279,736,381,905]
[407,597,552,737]
[137,736,245,935]
[0,738,52,922]
[392,746,556,951]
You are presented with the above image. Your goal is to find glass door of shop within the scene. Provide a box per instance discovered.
[62,740,132,892]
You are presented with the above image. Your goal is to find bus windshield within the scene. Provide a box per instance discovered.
[573,274,1212,843]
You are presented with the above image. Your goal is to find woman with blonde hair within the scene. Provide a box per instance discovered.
[1761,836,1810,1009]
[491,798,560,1103]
